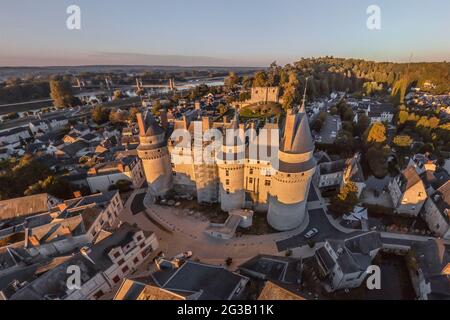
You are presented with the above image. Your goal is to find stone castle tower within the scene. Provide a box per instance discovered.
[266,108,316,231]
[216,114,246,212]
[136,112,173,196]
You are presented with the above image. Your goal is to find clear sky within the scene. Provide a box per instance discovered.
[0,0,449,67]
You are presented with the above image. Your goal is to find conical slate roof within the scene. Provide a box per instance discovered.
[290,113,314,153]
[143,111,164,136]
[282,110,314,154]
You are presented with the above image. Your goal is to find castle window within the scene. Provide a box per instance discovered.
[226,170,229,177]
[226,189,230,194]
[265,180,271,186]
[226,179,230,185]
[249,178,253,184]
[249,168,254,175]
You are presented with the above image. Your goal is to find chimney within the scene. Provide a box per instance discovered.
[160,110,168,129]
[136,113,146,136]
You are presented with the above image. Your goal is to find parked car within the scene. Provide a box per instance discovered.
[304,228,319,239]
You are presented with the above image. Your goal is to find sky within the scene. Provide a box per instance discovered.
[0,0,449,67]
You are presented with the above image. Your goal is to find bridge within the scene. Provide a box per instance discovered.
[73,77,194,91]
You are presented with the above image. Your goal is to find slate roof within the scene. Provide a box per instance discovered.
[239,254,302,284]
[399,166,423,192]
[0,194,53,222]
[411,239,450,300]
[150,261,247,300]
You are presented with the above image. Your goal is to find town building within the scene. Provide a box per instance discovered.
[315,154,365,197]
[147,260,249,300]
[388,166,428,216]
[314,232,381,292]
[422,182,450,239]
[0,127,31,145]
[86,156,145,193]
[257,281,306,300]
[408,239,450,300]
[6,223,159,300]
[114,279,185,300]
[0,193,61,222]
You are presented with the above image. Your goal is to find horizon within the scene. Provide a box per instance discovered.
[1,0,449,67]
[1,56,449,70]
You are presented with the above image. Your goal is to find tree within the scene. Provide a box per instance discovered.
[364,122,387,146]
[112,90,125,100]
[239,91,251,102]
[115,179,132,192]
[25,176,73,200]
[330,182,359,216]
[335,129,355,154]
[355,113,370,136]
[50,79,74,108]
[109,110,128,125]
[253,71,268,87]
[224,72,240,92]
[393,135,413,148]
[129,107,139,122]
[397,110,409,125]
[312,112,327,132]
[92,106,110,124]
[282,72,299,110]
[152,100,161,116]
[217,104,228,114]
[367,145,390,178]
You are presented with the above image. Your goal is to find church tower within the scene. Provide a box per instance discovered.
[267,108,316,231]
[136,111,173,196]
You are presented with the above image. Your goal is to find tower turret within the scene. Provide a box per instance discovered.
[216,113,245,212]
[136,111,173,196]
[267,108,316,231]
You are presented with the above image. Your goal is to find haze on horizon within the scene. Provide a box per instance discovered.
[0,0,449,67]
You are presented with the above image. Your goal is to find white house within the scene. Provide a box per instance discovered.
[388,166,428,216]
[29,120,50,136]
[314,232,382,292]
[422,182,450,239]
[86,156,145,193]
[48,116,69,130]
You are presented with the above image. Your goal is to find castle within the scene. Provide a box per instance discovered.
[136,105,316,231]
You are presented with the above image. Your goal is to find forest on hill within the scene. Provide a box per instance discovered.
[245,57,450,109]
